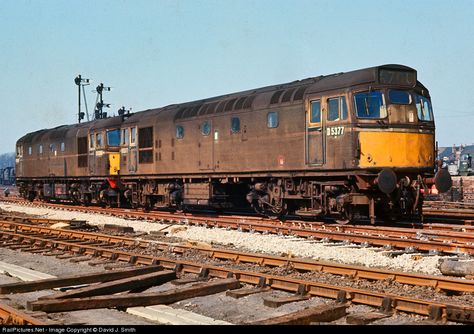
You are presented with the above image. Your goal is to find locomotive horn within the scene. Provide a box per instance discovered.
[434,168,452,193]
[376,168,397,194]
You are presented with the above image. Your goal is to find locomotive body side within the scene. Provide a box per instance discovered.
[15,64,451,223]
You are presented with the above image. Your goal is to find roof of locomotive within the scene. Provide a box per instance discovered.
[17,125,71,145]
[17,64,427,145]
[168,63,425,121]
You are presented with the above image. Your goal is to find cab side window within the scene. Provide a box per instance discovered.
[310,100,321,123]
[96,133,103,147]
[130,127,137,145]
[121,128,129,145]
[327,96,347,121]
[89,133,95,149]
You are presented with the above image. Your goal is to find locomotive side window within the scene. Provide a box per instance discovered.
[89,134,95,149]
[341,97,348,120]
[49,144,55,153]
[414,94,433,121]
[310,100,321,123]
[107,129,121,147]
[60,142,65,152]
[231,117,241,133]
[130,127,137,145]
[176,125,184,139]
[16,145,23,157]
[354,91,387,119]
[121,128,129,145]
[96,133,103,148]
[389,90,411,104]
[267,112,278,128]
[39,144,43,154]
[201,121,211,136]
[327,97,348,121]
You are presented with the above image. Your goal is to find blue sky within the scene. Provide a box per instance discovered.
[1,0,473,153]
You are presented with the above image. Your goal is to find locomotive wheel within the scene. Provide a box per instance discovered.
[27,191,35,202]
[335,207,353,225]
[83,194,91,207]
[175,202,187,214]
[71,191,80,205]
[143,198,151,212]
[335,218,350,225]
[267,210,287,221]
[252,198,286,220]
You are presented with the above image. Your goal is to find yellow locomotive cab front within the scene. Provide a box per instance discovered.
[358,131,434,168]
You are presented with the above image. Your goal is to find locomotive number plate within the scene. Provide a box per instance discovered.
[326,126,344,137]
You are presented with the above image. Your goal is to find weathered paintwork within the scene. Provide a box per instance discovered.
[15,64,446,221]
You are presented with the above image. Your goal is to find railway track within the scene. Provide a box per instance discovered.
[3,198,474,256]
[0,303,56,325]
[4,196,474,224]
[0,218,473,324]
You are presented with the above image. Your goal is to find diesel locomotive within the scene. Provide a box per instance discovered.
[15,64,452,223]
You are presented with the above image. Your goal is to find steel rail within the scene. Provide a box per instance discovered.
[4,199,474,255]
[0,229,472,323]
[1,223,474,294]
[181,217,474,245]
[5,209,474,255]
[180,220,474,255]
[0,214,87,226]
[4,196,474,238]
[424,209,474,217]
[0,303,49,325]
[4,197,474,237]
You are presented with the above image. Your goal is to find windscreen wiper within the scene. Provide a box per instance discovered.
[364,97,369,116]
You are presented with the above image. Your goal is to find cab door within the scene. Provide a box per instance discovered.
[15,146,23,177]
[88,132,96,175]
[128,127,138,173]
[198,120,213,170]
[306,98,325,165]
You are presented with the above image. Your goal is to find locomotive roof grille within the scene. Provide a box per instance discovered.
[215,100,226,114]
[293,85,310,101]
[242,95,256,109]
[234,96,247,110]
[224,98,238,112]
[270,90,285,105]
[203,102,219,115]
[281,87,297,103]
[197,104,210,116]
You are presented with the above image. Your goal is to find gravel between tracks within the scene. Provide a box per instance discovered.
[0,202,454,276]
